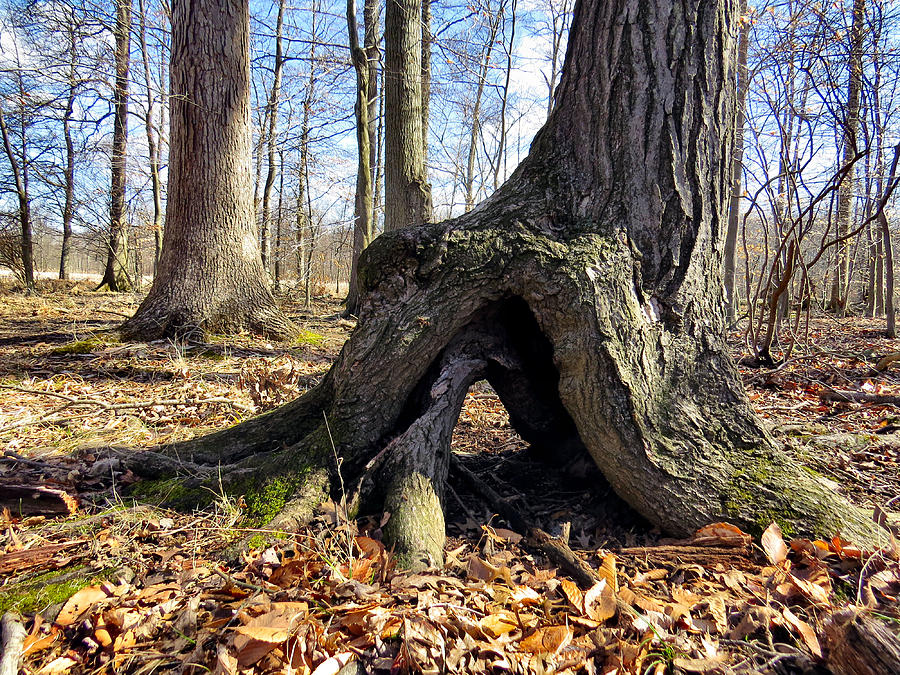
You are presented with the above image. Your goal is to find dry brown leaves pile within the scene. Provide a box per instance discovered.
[3,506,899,675]
[3,292,900,674]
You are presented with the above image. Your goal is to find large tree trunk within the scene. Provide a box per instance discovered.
[131,0,883,564]
[122,0,294,340]
[98,0,133,293]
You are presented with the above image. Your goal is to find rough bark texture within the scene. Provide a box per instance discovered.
[824,610,900,675]
[134,0,883,561]
[122,0,295,340]
[384,0,431,231]
[98,0,133,293]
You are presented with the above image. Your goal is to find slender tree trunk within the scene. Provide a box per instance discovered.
[494,0,516,191]
[0,104,34,294]
[298,13,317,307]
[464,9,501,212]
[384,0,431,230]
[881,211,895,337]
[253,108,265,262]
[132,0,883,564]
[544,0,569,120]
[829,0,866,312]
[345,0,377,316]
[421,0,431,162]
[374,66,384,218]
[274,149,284,292]
[99,0,133,292]
[138,0,164,276]
[261,0,286,278]
[59,23,78,282]
[724,0,749,322]
[123,0,295,340]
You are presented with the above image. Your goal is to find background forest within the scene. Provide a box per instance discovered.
[1,0,899,359]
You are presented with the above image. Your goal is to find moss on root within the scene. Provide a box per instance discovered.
[128,477,209,510]
[0,567,107,615]
[241,470,311,525]
[293,330,325,347]
[50,335,115,355]
[716,449,885,543]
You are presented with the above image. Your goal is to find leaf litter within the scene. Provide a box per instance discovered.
[1,290,899,674]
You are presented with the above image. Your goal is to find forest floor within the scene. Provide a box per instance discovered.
[0,282,898,675]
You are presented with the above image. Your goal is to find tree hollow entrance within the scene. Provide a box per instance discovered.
[447,379,653,549]
[374,296,609,566]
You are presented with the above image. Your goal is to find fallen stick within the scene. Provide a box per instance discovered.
[449,454,599,589]
[821,389,900,406]
[0,612,26,675]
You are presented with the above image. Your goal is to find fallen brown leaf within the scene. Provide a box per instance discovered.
[761,522,789,566]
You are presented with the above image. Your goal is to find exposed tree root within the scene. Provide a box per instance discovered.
[124,222,888,565]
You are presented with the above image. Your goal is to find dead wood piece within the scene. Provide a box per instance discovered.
[619,545,754,559]
[823,610,900,675]
[617,545,760,574]
[876,352,900,371]
[528,527,600,589]
[0,485,78,517]
[0,612,26,675]
[449,454,600,589]
[0,452,62,471]
[821,389,900,406]
[0,541,86,575]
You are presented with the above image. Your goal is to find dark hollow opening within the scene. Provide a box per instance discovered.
[389,295,654,547]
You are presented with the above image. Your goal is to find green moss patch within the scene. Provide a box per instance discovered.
[0,567,101,615]
[50,336,113,355]
[293,330,325,347]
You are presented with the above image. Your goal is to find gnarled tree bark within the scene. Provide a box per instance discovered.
[129,0,883,565]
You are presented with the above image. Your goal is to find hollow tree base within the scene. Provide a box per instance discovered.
[124,209,887,563]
